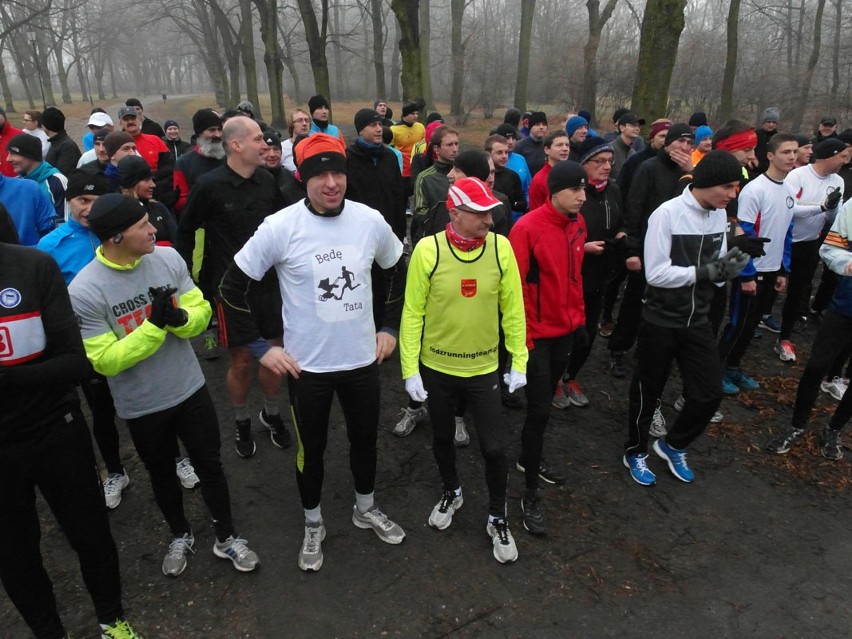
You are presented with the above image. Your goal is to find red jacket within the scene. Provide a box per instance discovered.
[0,121,24,177]
[527,162,552,211]
[133,132,168,171]
[508,199,586,348]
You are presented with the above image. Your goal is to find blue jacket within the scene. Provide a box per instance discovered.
[36,217,100,285]
[0,174,56,246]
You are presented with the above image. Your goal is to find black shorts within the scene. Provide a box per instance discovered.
[215,282,283,348]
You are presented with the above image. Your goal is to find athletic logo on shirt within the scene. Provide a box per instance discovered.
[313,246,367,320]
[0,288,21,309]
[461,279,477,298]
[0,311,46,364]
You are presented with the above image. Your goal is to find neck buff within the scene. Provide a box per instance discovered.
[306,198,344,218]
[446,222,486,252]
[312,118,328,131]
[589,178,607,192]
[715,129,757,153]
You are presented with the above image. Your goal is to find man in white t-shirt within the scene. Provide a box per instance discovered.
[220,133,406,573]
[776,138,849,361]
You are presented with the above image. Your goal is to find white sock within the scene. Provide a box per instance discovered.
[355,491,374,514]
[304,506,322,524]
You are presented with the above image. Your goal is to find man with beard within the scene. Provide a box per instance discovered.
[173,109,225,215]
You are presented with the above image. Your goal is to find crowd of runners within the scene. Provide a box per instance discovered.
[1,95,851,639]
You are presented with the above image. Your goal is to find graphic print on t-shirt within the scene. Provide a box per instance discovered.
[312,245,367,321]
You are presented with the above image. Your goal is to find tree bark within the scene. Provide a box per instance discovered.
[390,0,422,102]
[829,0,841,110]
[449,0,465,115]
[239,0,261,118]
[370,0,386,98]
[630,0,686,123]
[0,40,15,112]
[418,0,432,111]
[296,0,331,101]
[718,0,741,122]
[254,0,287,127]
[210,1,242,107]
[580,0,618,122]
[513,0,535,111]
[389,10,401,101]
[789,0,827,131]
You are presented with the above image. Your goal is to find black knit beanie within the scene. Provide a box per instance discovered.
[692,150,743,188]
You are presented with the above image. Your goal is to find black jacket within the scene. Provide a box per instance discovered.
[493,167,527,215]
[162,137,192,161]
[616,144,656,202]
[345,141,407,240]
[580,181,624,290]
[625,150,685,241]
[45,131,81,176]
[142,118,166,138]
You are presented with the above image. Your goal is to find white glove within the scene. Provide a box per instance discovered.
[503,369,527,394]
[404,374,428,402]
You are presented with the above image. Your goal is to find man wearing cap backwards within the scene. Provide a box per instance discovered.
[611,111,645,179]
[391,101,426,197]
[0,107,24,177]
[607,123,695,379]
[623,151,749,486]
[261,128,305,204]
[41,107,81,177]
[509,161,588,534]
[161,120,192,160]
[220,132,406,572]
[125,98,166,138]
[307,94,345,144]
[6,132,68,220]
[69,193,260,578]
[0,167,55,246]
[172,109,226,214]
[178,116,291,458]
[513,111,549,176]
[528,129,571,210]
[400,176,526,562]
[775,138,849,362]
[0,237,146,639]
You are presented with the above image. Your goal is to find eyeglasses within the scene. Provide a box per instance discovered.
[586,157,614,166]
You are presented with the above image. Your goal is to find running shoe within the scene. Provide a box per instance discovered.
[653,439,694,483]
[259,410,291,449]
[521,490,546,535]
[765,426,805,454]
[454,416,470,447]
[774,339,797,362]
[820,377,849,401]
[428,490,463,530]
[213,535,259,572]
[103,472,130,510]
[298,522,326,572]
[175,458,199,489]
[623,453,656,486]
[392,406,428,437]
[486,517,518,563]
[352,505,406,544]
[565,380,589,407]
[821,427,844,461]
[235,418,256,458]
[101,618,144,639]
[162,533,194,577]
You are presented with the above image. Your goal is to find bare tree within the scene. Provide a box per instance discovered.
[390,0,423,101]
[580,0,618,119]
[296,0,332,101]
[719,0,741,122]
[789,0,828,131]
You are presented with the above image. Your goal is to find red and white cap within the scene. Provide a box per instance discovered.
[446,177,501,212]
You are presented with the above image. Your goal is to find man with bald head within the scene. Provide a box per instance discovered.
[177,116,291,458]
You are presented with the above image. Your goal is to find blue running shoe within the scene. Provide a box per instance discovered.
[722,378,739,395]
[759,315,781,333]
[623,454,656,486]
[725,368,759,390]
[653,439,694,482]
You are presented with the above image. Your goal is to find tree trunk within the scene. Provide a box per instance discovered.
[514,0,535,111]
[391,0,422,102]
[107,56,118,99]
[789,0,827,131]
[53,44,73,104]
[0,40,15,112]
[389,15,401,101]
[449,0,465,115]
[418,0,432,111]
[296,0,331,101]
[331,1,345,99]
[239,0,261,118]
[370,0,386,98]
[254,0,287,128]
[829,0,841,110]
[211,2,242,107]
[580,0,618,122]
[718,0,741,122]
[278,18,302,104]
[630,0,686,123]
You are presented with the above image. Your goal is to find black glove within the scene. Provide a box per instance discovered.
[695,248,750,283]
[164,305,188,327]
[572,325,590,350]
[822,187,842,212]
[728,234,771,258]
[147,286,178,328]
